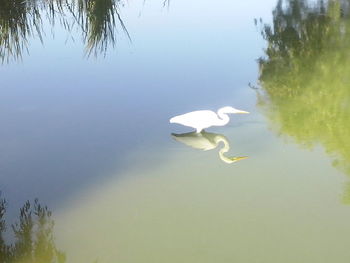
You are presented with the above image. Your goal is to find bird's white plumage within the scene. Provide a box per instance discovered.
[170,110,220,132]
[170,106,249,133]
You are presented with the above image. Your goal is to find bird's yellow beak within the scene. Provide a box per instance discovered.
[229,156,248,162]
[237,110,249,114]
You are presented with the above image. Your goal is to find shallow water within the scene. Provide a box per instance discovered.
[1,0,350,262]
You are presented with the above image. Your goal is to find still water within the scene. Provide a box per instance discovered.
[1,0,350,262]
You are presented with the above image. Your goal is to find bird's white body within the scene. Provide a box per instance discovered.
[170,106,249,133]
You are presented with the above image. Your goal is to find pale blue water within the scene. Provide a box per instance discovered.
[0,0,273,210]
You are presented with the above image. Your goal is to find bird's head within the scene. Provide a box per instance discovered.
[220,106,249,114]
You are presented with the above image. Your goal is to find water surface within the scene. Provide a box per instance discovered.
[1,0,350,262]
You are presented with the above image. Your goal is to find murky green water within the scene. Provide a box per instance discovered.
[1,0,350,262]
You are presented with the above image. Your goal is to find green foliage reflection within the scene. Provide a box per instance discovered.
[0,193,65,263]
[258,0,350,203]
[0,0,128,63]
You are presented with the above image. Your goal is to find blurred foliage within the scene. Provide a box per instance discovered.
[258,0,350,203]
[0,193,65,263]
[0,0,128,63]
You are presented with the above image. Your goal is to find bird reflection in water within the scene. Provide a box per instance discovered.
[171,131,248,164]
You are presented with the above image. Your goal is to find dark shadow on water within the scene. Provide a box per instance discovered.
[257,0,350,203]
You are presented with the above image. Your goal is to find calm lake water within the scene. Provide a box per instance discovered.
[1,0,350,262]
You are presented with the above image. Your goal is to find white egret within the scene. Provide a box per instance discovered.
[171,131,248,164]
[169,106,249,133]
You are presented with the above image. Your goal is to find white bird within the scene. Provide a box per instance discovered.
[171,131,248,164]
[169,106,249,133]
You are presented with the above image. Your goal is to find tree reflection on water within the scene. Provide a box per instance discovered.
[0,0,129,63]
[258,0,350,203]
[0,193,65,263]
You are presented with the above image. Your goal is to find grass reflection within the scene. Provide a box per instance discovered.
[74,0,130,56]
[258,0,350,203]
[0,193,65,263]
[0,0,43,63]
[0,0,129,63]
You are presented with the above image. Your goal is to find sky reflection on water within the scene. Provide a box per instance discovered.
[0,0,273,213]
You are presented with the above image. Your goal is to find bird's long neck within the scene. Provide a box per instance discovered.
[214,135,247,164]
[216,109,230,126]
[214,136,230,157]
